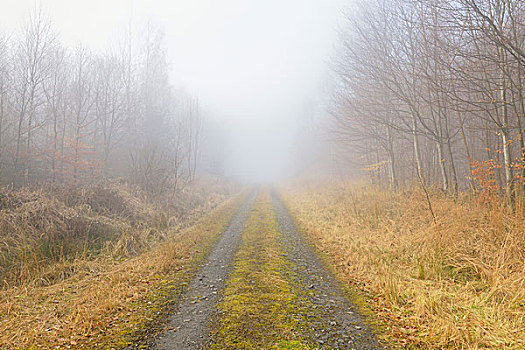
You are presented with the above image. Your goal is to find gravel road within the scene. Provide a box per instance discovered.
[151,188,383,349]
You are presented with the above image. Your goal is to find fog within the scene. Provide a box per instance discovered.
[1,0,346,182]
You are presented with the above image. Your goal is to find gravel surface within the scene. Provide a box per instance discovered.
[150,189,383,349]
[152,191,256,350]
[272,191,382,350]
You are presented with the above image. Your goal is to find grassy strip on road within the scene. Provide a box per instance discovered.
[281,182,525,349]
[208,190,311,350]
[0,192,246,349]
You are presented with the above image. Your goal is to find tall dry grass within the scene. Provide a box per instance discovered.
[0,184,244,349]
[281,182,525,349]
[0,179,234,288]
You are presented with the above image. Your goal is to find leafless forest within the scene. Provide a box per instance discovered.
[332,0,525,204]
[1,1,525,349]
[0,11,203,196]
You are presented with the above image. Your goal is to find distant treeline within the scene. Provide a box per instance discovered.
[0,10,203,196]
[333,0,525,203]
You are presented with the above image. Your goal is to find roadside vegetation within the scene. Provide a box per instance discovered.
[0,180,241,349]
[308,1,525,347]
[282,182,525,349]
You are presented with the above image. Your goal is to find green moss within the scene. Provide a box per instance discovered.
[274,340,312,349]
[208,197,311,349]
[209,192,359,349]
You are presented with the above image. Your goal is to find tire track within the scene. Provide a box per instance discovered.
[272,190,383,349]
[152,191,256,350]
[205,189,382,349]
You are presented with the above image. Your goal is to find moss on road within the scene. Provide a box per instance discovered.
[207,188,381,350]
[208,191,312,349]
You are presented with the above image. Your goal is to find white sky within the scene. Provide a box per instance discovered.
[1,0,348,182]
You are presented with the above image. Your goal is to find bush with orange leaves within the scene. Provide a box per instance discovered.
[469,159,501,204]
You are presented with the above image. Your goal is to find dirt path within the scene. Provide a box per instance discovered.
[152,189,382,349]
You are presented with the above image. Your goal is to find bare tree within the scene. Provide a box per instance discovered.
[0,15,206,192]
[12,9,55,186]
[331,0,525,207]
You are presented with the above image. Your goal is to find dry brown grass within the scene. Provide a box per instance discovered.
[0,178,241,349]
[0,190,244,349]
[281,181,525,349]
[0,179,234,288]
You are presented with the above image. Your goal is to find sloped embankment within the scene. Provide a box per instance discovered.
[0,181,242,349]
[0,180,235,288]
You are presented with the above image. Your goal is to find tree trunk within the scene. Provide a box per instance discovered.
[412,114,424,184]
[387,126,397,190]
[458,111,476,194]
[436,139,449,192]
[500,50,514,208]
